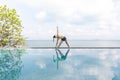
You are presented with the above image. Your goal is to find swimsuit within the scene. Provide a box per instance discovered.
[61,36,66,41]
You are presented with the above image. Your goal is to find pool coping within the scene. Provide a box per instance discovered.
[1,47,120,50]
[29,47,120,49]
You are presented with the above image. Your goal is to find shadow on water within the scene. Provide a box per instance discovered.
[53,49,70,69]
[0,49,25,80]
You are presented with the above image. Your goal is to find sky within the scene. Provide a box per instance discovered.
[0,0,120,40]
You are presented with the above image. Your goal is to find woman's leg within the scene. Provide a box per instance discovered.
[57,40,63,48]
[65,40,70,48]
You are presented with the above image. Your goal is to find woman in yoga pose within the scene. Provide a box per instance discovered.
[53,26,70,48]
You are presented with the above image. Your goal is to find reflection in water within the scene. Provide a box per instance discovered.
[14,49,120,80]
[0,49,25,80]
[53,49,70,69]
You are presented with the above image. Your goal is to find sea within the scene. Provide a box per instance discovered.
[26,40,120,48]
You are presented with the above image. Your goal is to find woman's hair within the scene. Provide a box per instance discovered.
[53,35,56,42]
[53,35,56,38]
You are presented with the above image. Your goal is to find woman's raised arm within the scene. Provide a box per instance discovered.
[57,26,59,36]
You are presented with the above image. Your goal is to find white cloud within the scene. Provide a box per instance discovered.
[35,11,47,21]
[99,50,120,68]
[36,61,46,69]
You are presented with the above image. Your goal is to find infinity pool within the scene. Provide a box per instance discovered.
[0,49,120,80]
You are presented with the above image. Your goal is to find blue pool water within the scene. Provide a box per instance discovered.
[0,49,120,80]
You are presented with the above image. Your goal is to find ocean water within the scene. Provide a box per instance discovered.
[26,40,120,47]
[0,49,120,80]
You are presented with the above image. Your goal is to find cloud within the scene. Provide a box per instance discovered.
[36,61,46,69]
[35,11,47,21]
[99,50,120,68]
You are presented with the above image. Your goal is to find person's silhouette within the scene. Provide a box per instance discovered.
[53,49,70,69]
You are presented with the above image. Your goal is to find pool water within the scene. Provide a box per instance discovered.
[0,49,120,80]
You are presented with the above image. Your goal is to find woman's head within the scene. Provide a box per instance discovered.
[53,35,56,38]
[53,35,56,42]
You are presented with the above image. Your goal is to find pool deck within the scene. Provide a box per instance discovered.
[29,47,120,49]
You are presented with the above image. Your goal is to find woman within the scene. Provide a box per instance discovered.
[53,26,70,48]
